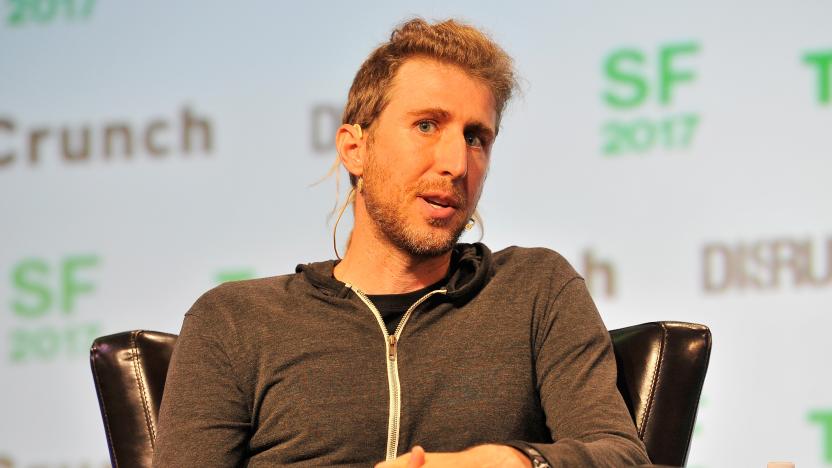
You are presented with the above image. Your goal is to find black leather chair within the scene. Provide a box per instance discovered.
[610,322,711,466]
[90,321,711,468]
[90,330,176,468]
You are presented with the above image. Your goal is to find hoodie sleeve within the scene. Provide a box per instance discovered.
[524,276,651,467]
[153,291,252,467]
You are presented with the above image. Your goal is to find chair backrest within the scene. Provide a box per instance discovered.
[90,330,177,468]
[610,321,711,466]
[90,322,711,468]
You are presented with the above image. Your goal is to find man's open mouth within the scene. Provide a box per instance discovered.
[423,196,452,209]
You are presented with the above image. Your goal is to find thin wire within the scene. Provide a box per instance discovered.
[332,187,356,259]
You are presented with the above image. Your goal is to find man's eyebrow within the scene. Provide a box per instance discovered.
[406,108,451,119]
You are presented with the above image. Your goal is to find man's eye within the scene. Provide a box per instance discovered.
[417,121,437,133]
[465,133,484,148]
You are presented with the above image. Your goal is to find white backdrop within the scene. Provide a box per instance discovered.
[1,1,830,466]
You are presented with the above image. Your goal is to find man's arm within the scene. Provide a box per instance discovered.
[153,298,251,467]
[523,276,650,467]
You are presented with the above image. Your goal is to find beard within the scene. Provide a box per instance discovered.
[361,152,471,259]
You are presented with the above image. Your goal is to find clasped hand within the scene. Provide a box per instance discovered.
[375,444,531,468]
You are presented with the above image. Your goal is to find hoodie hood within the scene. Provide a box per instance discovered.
[296,242,492,302]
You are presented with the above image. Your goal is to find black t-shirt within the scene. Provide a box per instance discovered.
[367,280,444,335]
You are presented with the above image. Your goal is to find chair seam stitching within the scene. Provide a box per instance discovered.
[131,331,157,450]
[91,349,119,468]
[639,323,668,440]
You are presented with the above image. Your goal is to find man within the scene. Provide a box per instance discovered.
[154,18,651,467]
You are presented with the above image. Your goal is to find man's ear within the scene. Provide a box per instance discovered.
[336,123,365,178]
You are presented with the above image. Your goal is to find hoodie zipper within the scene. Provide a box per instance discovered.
[345,283,447,462]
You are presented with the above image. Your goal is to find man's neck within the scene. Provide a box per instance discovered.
[333,214,451,295]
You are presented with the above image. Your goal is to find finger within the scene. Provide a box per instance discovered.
[376,453,411,468]
[408,445,426,468]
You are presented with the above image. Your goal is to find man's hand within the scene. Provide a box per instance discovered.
[375,444,532,468]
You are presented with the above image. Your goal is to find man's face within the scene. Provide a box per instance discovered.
[360,57,497,258]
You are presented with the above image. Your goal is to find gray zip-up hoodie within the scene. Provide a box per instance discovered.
[154,243,650,467]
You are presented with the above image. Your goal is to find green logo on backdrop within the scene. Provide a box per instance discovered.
[600,41,702,157]
[215,268,256,284]
[809,410,832,463]
[6,254,101,363]
[804,50,832,105]
[5,0,95,27]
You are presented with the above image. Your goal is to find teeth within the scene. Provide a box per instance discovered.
[425,198,449,208]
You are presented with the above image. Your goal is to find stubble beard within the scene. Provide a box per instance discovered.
[361,153,471,259]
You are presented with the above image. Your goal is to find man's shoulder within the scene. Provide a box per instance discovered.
[186,272,300,319]
[486,245,583,294]
[202,273,293,299]
[490,245,578,275]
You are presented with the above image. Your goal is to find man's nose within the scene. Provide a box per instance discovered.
[435,131,468,180]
